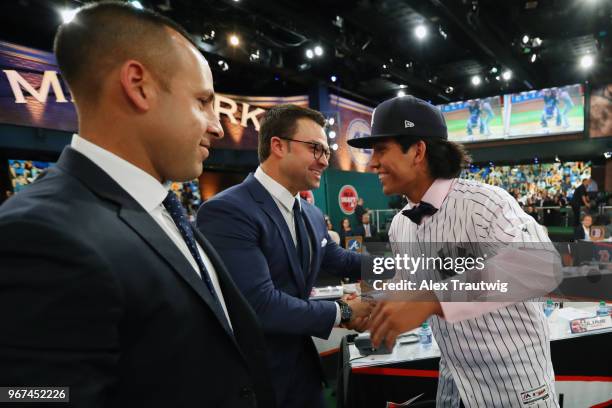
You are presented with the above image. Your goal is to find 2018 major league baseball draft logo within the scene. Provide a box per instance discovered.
[346,118,372,166]
[338,185,358,215]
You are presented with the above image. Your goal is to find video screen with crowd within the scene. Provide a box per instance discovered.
[461,161,591,198]
[7,159,202,219]
[8,160,54,193]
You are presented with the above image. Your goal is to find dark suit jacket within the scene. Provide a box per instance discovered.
[573,225,589,241]
[0,148,275,408]
[354,223,378,240]
[196,174,361,405]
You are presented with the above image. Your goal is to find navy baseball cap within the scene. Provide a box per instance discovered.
[347,95,448,148]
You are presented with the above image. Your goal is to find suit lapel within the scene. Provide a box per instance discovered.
[56,147,235,342]
[245,175,306,293]
[119,208,234,337]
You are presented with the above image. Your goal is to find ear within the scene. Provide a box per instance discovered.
[413,140,427,164]
[269,136,288,158]
[119,60,155,112]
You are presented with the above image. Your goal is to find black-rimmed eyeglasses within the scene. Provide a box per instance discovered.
[278,137,331,160]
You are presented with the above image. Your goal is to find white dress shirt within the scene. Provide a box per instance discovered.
[254,167,341,325]
[71,134,232,328]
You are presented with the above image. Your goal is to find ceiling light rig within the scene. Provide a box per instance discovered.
[438,26,448,40]
[415,25,427,40]
[229,34,240,47]
[580,54,594,69]
[59,8,78,24]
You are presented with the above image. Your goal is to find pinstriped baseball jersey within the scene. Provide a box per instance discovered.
[388,178,559,408]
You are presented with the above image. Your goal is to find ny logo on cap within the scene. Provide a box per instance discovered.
[404,120,415,128]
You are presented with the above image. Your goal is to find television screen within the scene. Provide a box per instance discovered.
[440,96,505,143]
[507,84,584,137]
[8,159,54,193]
[8,160,202,220]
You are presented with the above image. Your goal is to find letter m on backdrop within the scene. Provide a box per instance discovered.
[3,70,68,103]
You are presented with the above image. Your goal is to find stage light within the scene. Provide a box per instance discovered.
[490,67,498,74]
[130,1,144,9]
[522,35,529,44]
[397,90,406,97]
[328,117,335,126]
[415,25,427,40]
[495,75,501,81]
[471,75,481,86]
[604,152,612,159]
[305,49,314,59]
[530,53,537,63]
[229,34,240,47]
[330,75,337,82]
[314,45,324,56]
[218,60,229,71]
[249,50,260,62]
[329,131,337,139]
[331,143,339,151]
[202,29,216,41]
[555,155,561,163]
[382,64,387,69]
[438,26,447,39]
[580,54,594,69]
[60,8,78,24]
[533,37,542,46]
[502,70,512,80]
[445,86,454,94]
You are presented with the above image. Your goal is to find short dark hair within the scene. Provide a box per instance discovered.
[258,104,326,163]
[54,1,196,105]
[396,137,471,179]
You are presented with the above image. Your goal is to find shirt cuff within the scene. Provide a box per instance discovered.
[334,301,341,326]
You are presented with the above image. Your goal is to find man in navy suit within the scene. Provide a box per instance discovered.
[0,3,274,407]
[197,104,373,407]
[354,213,378,241]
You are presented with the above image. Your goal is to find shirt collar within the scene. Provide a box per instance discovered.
[405,178,454,210]
[70,134,169,212]
[254,166,300,212]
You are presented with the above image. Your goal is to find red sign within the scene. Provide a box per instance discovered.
[338,185,358,215]
[300,190,315,205]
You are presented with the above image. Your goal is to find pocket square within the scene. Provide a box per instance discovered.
[321,238,327,247]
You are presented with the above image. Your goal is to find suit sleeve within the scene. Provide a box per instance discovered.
[320,232,362,281]
[0,218,122,408]
[197,198,337,339]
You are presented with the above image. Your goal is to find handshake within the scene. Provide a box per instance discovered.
[338,290,443,351]
[339,293,376,332]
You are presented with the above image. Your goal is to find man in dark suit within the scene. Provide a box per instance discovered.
[573,214,593,241]
[0,3,274,407]
[571,178,590,226]
[197,105,373,408]
[354,213,378,241]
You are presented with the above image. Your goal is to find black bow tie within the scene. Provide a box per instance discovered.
[402,201,438,224]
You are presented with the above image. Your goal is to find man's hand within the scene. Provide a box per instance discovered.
[340,294,375,332]
[367,292,442,350]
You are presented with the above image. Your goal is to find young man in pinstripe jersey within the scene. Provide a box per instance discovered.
[349,95,561,407]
